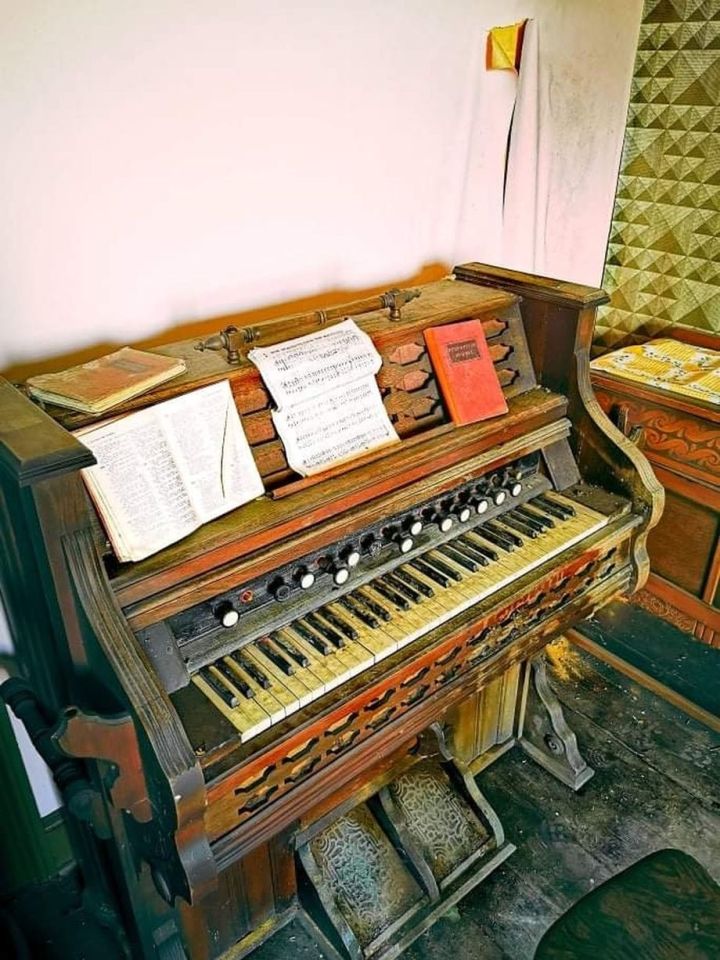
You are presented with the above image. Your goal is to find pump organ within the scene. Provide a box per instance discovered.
[0,265,662,960]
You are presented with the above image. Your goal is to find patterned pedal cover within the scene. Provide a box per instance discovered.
[384,760,491,885]
[307,803,426,948]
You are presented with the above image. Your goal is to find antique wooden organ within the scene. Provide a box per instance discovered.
[0,264,662,960]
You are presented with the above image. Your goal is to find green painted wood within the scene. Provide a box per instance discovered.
[534,849,720,959]
[0,695,59,891]
[576,601,720,718]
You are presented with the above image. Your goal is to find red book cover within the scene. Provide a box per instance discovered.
[424,320,508,425]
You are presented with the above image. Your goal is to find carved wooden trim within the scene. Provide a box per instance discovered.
[54,707,152,823]
[632,588,697,636]
[594,390,720,483]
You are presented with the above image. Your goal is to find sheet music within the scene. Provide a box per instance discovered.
[248,319,399,476]
[272,377,399,476]
[78,381,264,561]
[248,319,381,404]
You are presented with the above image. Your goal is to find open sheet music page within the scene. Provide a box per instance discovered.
[77,381,264,562]
[248,319,399,476]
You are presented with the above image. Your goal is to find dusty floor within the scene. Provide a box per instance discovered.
[253,646,720,959]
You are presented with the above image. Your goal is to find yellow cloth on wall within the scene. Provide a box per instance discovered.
[486,21,527,71]
[591,339,720,406]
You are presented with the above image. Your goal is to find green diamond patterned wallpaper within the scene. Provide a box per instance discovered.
[595,0,720,351]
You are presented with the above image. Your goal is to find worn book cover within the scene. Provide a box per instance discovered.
[424,320,508,425]
[26,346,186,414]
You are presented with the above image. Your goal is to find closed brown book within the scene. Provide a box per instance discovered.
[26,347,186,414]
[424,320,508,425]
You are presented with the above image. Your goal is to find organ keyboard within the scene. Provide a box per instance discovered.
[193,489,609,743]
[0,264,662,960]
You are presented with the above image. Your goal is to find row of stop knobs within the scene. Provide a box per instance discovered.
[215,469,525,625]
[272,470,523,592]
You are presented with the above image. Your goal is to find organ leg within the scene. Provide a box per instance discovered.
[518,653,594,791]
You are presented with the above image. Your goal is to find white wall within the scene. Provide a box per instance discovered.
[0,1,642,371]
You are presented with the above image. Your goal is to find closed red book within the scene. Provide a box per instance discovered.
[424,320,508,425]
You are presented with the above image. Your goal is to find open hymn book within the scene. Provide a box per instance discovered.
[77,381,264,562]
[248,319,399,476]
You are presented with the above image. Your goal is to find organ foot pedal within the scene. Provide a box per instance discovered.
[297,727,514,960]
[519,656,594,791]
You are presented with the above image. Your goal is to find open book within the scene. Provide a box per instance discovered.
[248,319,399,476]
[77,381,264,562]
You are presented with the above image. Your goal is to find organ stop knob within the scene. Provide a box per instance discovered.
[215,601,239,628]
[340,544,361,567]
[384,525,414,553]
[269,577,291,601]
[423,507,454,533]
[294,566,315,589]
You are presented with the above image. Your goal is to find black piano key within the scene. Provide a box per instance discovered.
[537,493,575,518]
[355,589,393,622]
[372,579,411,611]
[214,660,255,700]
[385,572,422,603]
[293,621,332,655]
[500,515,537,539]
[507,511,543,536]
[532,498,569,521]
[515,503,554,528]
[459,535,498,562]
[320,606,359,641]
[409,557,451,588]
[338,595,380,629]
[395,567,434,597]
[478,526,515,552]
[201,668,239,708]
[437,543,479,571]
[306,612,345,648]
[272,632,310,667]
[455,536,492,565]
[424,554,463,582]
[231,650,272,689]
[485,521,523,548]
[258,638,295,675]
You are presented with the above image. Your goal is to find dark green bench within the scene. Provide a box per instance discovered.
[535,849,720,959]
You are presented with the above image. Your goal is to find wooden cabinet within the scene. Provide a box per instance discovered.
[592,331,720,647]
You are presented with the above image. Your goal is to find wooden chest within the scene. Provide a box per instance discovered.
[592,331,720,647]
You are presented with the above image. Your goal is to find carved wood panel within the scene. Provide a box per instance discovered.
[594,389,720,483]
